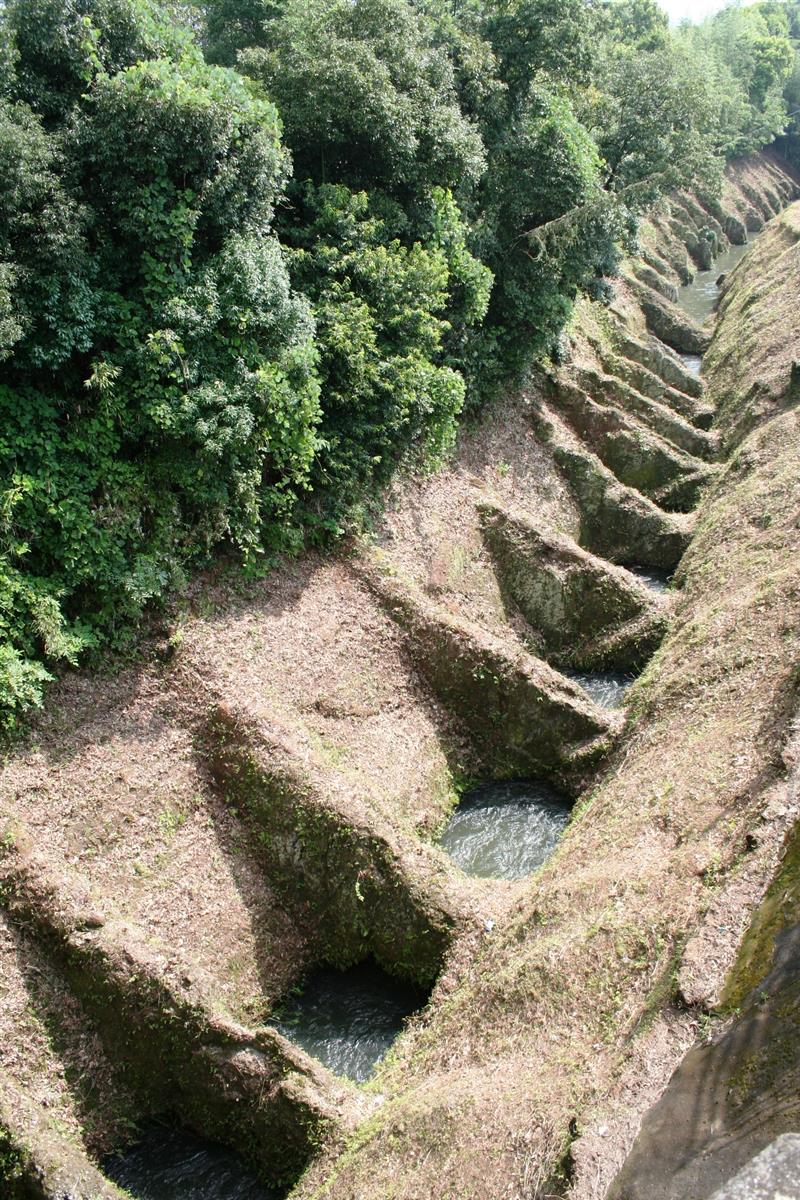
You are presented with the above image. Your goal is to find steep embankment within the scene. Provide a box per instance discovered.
[0,151,798,1199]
[605,198,800,1200]
[286,155,800,1200]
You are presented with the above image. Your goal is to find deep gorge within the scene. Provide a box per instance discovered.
[3,2,800,1198]
[2,148,799,1200]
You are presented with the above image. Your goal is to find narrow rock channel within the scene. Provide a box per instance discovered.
[106,161,780,1200]
[2,152,799,1200]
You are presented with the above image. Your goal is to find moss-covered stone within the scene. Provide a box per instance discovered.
[723,213,748,245]
[639,246,681,290]
[647,219,694,284]
[360,565,620,796]
[545,378,716,512]
[723,822,800,1013]
[202,702,467,985]
[607,923,800,1200]
[631,263,679,304]
[630,279,711,355]
[612,332,705,401]
[0,1080,127,1200]
[533,401,693,569]
[575,367,717,460]
[0,842,357,1190]
[479,502,669,672]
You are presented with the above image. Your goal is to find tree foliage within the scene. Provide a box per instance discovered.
[0,0,319,721]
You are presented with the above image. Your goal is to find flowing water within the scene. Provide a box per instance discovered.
[438,781,571,880]
[676,237,758,376]
[677,240,755,326]
[563,669,636,709]
[680,353,703,377]
[625,565,672,595]
[104,1125,279,1200]
[271,962,427,1083]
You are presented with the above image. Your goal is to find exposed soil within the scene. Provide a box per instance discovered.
[1,669,312,1026]
[375,392,581,647]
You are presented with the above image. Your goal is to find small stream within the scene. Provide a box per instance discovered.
[676,237,757,377]
[104,1125,279,1200]
[271,962,427,1083]
[438,781,571,880]
[677,239,754,326]
[626,565,672,595]
[563,670,635,709]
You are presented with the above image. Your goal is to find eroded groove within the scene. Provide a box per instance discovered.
[543,377,717,511]
[573,367,718,460]
[358,561,621,796]
[532,399,694,570]
[0,836,360,1189]
[478,501,669,673]
[198,694,472,986]
[608,331,706,401]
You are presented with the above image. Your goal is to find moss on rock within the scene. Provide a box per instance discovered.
[202,701,468,985]
[479,501,669,672]
[544,377,716,512]
[629,279,711,355]
[575,367,717,460]
[533,400,693,569]
[0,1080,127,1200]
[0,840,357,1190]
[359,564,620,795]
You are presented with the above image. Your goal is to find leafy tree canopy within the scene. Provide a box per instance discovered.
[240,0,486,197]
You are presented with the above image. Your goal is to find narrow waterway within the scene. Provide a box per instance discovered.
[677,239,755,327]
[438,781,571,879]
[271,962,427,1083]
[104,1126,279,1200]
[626,565,672,595]
[563,670,635,709]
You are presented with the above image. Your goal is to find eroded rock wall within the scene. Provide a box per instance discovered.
[1,150,798,1199]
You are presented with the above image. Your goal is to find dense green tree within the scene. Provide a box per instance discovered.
[588,41,722,190]
[203,0,277,65]
[598,0,668,52]
[0,99,93,369]
[7,0,195,122]
[240,0,492,505]
[240,0,486,198]
[681,5,794,153]
[287,184,490,530]
[475,87,621,378]
[483,0,593,108]
[0,0,320,721]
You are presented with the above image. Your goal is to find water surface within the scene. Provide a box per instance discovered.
[439,781,571,880]
[271,962,426,1083]
[104,1125,278,1200]
[677,239,755,326]
[563,670,635,709]
[679,353,703,377]
[625,565,671,595]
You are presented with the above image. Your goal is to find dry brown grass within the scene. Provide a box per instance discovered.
[0,670,311,1026]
